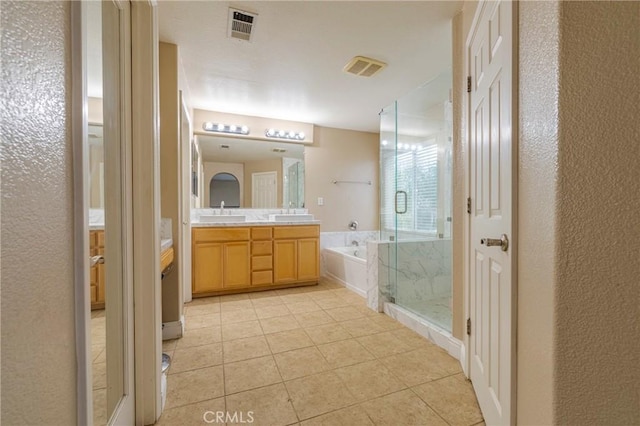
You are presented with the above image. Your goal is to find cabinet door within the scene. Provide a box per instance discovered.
[298,238,319,281]
[97,246,105,304]
[193,242,223,293]
[224,242,250,288]
[273,239,297,283]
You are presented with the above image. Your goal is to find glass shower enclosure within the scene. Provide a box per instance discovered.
[379,69,453,332]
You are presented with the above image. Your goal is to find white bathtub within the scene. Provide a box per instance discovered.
[324,246,367,297]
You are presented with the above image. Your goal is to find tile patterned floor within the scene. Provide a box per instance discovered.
[156,278,484,426]
[91,309,107,426]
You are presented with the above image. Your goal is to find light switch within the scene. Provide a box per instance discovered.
[317,197,324,206]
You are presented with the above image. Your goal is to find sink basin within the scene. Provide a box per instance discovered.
[268,214,314,222]
[199,215,246,223]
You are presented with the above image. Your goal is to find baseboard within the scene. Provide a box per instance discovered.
[162,315,184,340]
[324,272,367,298]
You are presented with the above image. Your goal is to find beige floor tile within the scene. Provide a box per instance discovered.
[165,366,225,409]
[274,346,330,380]
[367,314,404,331]
[285,371,357,420]
[224,355,282,395]
[304,323,352,345]
[223,335,271,363]
[255,304,291,319]
[266,329,315,354]
[324,306,365,322]
[156,397,225,426]
[219,293,250,302]
[314,297,352,310]
[249,289,281,299]
[286,301,322,314]
[226,383,298,426]
[220,299,254,312]
[351,304,380,317]
[356,331,413,358]
[260,314,301,334]
[93,362,106,390]
[360,389,448,426]
[391,327,438,350]
[91,309,106,319]
[412,373,483,426]
[308,290,340,301]
[177,326,222,349]
[251,295,285,308]
[294,310,335,328]
[93,388,107,426]
[281,293,314,305]
[222,320,264,341]
[185,313,221,330]
[92,345,106,363]
[221,308,258,324]
[169,343,223,374]
[185,303,220,317]
[277,286,316,296]
[162,339,178,352]
[334,360,406,402]
[316,339,375,368]
[339,318,385,337]
[187,296,220,306]
[300,405,374,426]
[379,347,461,387]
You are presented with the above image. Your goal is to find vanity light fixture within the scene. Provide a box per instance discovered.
[203,121,250,135]
[265,128,306,141]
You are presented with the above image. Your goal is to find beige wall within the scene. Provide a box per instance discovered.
[305,126,379,232]
[1,1,77,423]
[243,158,283,208]
[159,42,183,323]
[553,2,639,423]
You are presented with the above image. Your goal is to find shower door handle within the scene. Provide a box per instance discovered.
[395,191,408,214]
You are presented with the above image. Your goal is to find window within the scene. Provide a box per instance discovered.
[381,143,439,235]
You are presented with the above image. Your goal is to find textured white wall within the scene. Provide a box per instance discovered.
[554,2,640,423]
[517,2,560,423]
[1,1,77,423]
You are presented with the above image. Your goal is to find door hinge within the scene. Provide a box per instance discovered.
[467,76,472,93]
[466,318,471,336]
[467,197,471,214]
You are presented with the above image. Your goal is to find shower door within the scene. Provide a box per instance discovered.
[379,70,453,332]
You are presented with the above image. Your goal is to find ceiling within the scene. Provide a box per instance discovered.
[158,1,461,133]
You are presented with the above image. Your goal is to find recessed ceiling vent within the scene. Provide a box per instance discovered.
[343,56,387,77]
[228,8,257,42]
[220,144,230,149]
[272,148,287,153]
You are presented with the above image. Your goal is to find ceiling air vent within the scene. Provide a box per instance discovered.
[220,144,230,149]
[343,56,387,78]
[228,8,257,42]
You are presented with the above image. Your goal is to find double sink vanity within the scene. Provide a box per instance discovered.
[191,210,320,297]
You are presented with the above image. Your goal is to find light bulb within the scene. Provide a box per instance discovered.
[267,129,275,136]
[241,126,249,134]
[229,124,237,132]
[381,140,388,146]
[298,132,305,140]
[217,123,224,131]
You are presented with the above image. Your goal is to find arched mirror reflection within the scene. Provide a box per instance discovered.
[210,172,240,208]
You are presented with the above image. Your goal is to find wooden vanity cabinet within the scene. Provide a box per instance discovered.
[192,228,251,295]
[90,230,105,310]
[192,225,319,296]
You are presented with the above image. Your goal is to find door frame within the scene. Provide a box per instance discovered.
[463,0,519,423]
[72,1,161,424]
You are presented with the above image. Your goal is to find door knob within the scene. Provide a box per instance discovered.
[90,255,105,267]
[480,234,509,252]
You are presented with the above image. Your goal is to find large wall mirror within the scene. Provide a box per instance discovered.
[196,134,305,209]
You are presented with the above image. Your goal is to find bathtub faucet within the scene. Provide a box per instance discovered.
[351,240,359,247]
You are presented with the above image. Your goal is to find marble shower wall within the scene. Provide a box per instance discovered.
[366,239,452,313]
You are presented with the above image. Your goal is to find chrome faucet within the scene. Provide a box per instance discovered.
[220,200,225,215]
[352,240,359,247]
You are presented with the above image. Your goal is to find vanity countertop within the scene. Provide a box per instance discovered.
[192,220,321,228]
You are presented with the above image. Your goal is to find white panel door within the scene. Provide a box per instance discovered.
[252,171,277,208]
[468,1,516,425]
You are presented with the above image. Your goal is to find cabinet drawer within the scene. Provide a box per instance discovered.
[273,226,319,239]
[251,227,272,240]
[252,255,272,271]
[193,227,250,243]
[252,270,273,286]
[252,241,272,255]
